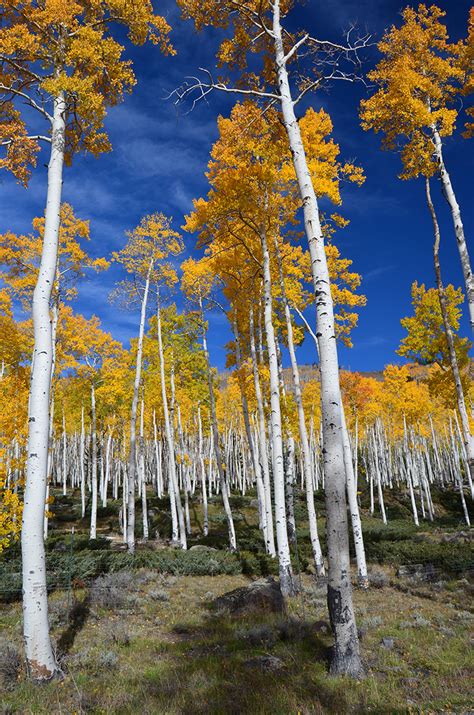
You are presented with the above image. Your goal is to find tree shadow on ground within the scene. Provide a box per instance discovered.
[57,593,91,657]
[130,609,353,715]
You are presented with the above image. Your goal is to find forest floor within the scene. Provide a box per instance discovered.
[0,487,473,713]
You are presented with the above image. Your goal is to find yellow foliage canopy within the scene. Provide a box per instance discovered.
[0,0,174,180]
[360,4,466,179]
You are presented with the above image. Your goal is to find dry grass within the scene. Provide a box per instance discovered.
[1,486,472,712]
[1,568,473,714]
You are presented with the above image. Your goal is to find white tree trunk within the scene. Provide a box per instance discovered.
[157,296,186,548]
[44,290,60,540]
[249,306,276,557]
[425,177,474,491]
[272,1,363,675]
[449,418,471,526]
[233,320,267,541]
[169,361,188,543]
[21,93,65,681]
[153,411,163,499]
[431,127,474,334]
[61,410,67,496]
[260,226,294,595]
[90,382,98,539]
[275,239,325,576]
[140,396,149,540]
[44,392,54,542]
[103,430,112,508]
[340,407,369,588]
[126,264,152,554]
[200,299,237,551]
[80,405,86,518]
[197,404,209,536]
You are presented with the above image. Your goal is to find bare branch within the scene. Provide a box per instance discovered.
[0,84,53,122]
[306,27,373,59]
[292,78,323,106]
[168,68,280,113]
[283,33,309,64]
[292,304,318,348]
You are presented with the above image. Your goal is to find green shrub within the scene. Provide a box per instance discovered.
[238,550,278,577]
[366,539,473,573]
[0,569,21,602]
[97,504,120,518]
[45,535,111,552]
[228,495,252,509]
[0,546,243,602]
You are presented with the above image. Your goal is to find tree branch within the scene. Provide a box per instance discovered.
[168,68,280,113]
[0,84,53,122]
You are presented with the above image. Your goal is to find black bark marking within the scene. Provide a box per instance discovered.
[327,584,342,625]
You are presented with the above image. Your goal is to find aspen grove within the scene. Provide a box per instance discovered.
[0,0,473,711]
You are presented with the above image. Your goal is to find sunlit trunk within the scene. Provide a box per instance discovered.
[425,177,474,494]
[126,262,152,554]
[260,226,294,595]
[156,294,186,548]
[200,298,237,550]
[22,93,65,681]
[89,382,98,539]
[274,239,325,576]
[431,128,474,335]
[273,1,362,675]
[249,306,276,557]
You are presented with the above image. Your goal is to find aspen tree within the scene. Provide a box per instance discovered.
[424,177,474,490]
[197,404,209,536]
[293,285,368,587]
[248,305,276,557]
[460,8,474,138]
[63,311,122,538]
[360,4,474,334]
[0,0,173,680]
[155,300,185,547]
[0,293,24,552]
[231,311,274,555]
[184,98,365,615]
[260,221,295,593]
[183,106,295,584]
[181,259,237,551]
[113,213,183,554]
[142,304,209,545]
[175,2,369,669]
[273,238,325,576]
[0,205,107,312]
[398,282,473,490]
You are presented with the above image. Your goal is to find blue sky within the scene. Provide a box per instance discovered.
[1,0,472,372]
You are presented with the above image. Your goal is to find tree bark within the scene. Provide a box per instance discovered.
[425,177,474,490]
[274,238,325,576]
[249,306,276,557]
[260,226,295,595]
[340,407,369,588]
[233,320,268,541]
[126,262,152,554]
[272,1,363,676]
[197,404,209,536]
[89,382,98,539]
[200,298,237,550]
[21,93,65,681]
[80,405,86,518]
[139,396,149,540]
[431,128,474,335]
[156,295,186,548]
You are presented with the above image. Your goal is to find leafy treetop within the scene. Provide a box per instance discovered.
[0,0,174,183]
[360,3,467,179]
